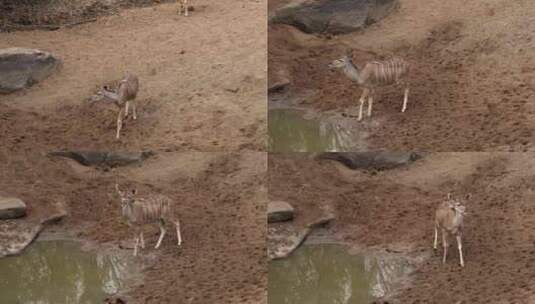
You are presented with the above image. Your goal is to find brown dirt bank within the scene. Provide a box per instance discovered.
[1,0,266,151]
[0,148,267,303]
[268,0,535,151]
[268,152,535,303]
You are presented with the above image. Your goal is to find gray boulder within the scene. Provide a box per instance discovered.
[268,201,295,223]
[318,151,421,170]
[0,48,61,94]
[0,197,27,220]
[271,0,399,34]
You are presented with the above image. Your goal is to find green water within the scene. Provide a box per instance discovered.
[268,108,361,152]
[268,244,411,304]
[0,241,132,304]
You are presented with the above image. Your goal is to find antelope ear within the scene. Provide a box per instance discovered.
[447,193,452,200]
[131,189,138,195]
[465,193,472,200]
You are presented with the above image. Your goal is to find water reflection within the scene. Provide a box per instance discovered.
[268,108,365,152]
[268,244,412,304]
[0,241,132,304]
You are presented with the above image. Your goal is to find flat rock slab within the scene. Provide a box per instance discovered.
[271,0,399,34]
[268,213,334,260]
[318,151,421,170]
[48,151,154,168]
[268,201,295,223]
[0,47,61,94]
[0,197,27,220]
[0,203,67,258]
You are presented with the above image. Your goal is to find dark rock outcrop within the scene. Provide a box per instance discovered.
[271,0,399,35]
[317,151,421,170]
[0,48,61,94]
[48,151,154,168]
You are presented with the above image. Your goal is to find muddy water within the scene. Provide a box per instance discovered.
[268,244,412,304]
[0,240,135,304]
[268,108,367,152]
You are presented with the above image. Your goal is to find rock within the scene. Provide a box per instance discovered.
[0,200,67,258]
[268,201,295,223]
[268,68,291,93]
[271,0,399,35]
[48,151,154,168]
[317,151,421,170]
[0,48,61,94]
[0,197,27,220]
[307,213,335,229]
[268,213,335,260]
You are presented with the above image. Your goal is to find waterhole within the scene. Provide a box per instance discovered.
[268,108,367,152]
[0,240,136,304]
[268,244,413,304]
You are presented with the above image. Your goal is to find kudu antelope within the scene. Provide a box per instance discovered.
[91,74,139,140]
[116,184,182,256]
[433,193,468,267]
[179,0,190,16]
[328,54,410,121]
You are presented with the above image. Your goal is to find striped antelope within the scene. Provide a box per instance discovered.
[115,184,182,256]
[433,193,469,267]
[91,74,139,140]
[328,54,410,121]
[179,0,190,16]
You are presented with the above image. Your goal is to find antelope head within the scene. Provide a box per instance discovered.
[116,184,137,208]
[447,193,469,216]
[328,54,353,70]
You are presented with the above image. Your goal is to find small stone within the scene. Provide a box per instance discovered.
[0,197,27,220]
[268,201,294,223]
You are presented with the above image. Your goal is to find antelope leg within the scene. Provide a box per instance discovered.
[132,102,137,120]
[155,220,167,249]
[116,108,124,140]
[457,235,464,267]
[367,95,374,117]
[402,87,409,113]
[140,231,145,249]
[358,88,369,121]
[433,224,438,250]
[176,220,182,246]
[442,229,448,264]
[125,101,130,119]
[133,235,139,256]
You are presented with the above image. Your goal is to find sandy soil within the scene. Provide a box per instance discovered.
[269,153,535,303]
[268,0,535,151]
[1,1,267,303]
[1,0,266,151]
[0,149,267,303]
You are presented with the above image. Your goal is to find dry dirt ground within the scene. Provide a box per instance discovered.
[1,1,267,303]
[269,153,535,303]
[0,150,267,304]
[1,0,266,151]
[268,0,535,151]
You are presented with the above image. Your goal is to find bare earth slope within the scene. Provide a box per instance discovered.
[1,0,266,151]
[269,153,535,303]
[269,0,535,151]
[0,149,267,304]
